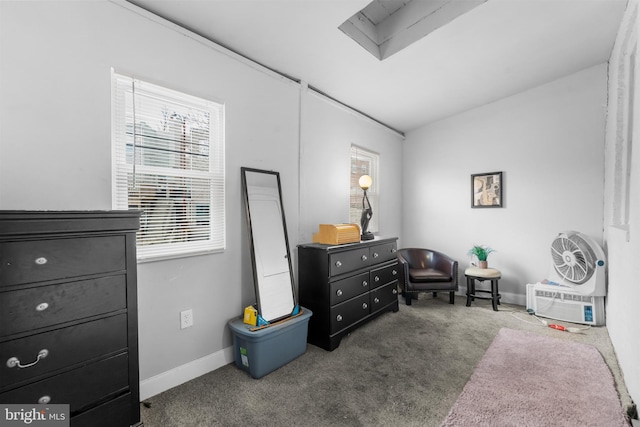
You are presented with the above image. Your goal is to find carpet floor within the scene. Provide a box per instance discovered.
[141,295,632,426]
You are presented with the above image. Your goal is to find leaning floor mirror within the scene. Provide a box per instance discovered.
[241,167,297,322]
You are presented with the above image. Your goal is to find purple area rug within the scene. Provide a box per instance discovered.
[442,328,629,426]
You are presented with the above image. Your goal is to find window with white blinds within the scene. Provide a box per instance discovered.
[112,71,225,260]
[349,145,379,234]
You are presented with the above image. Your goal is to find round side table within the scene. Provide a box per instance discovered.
[465,267,501,311]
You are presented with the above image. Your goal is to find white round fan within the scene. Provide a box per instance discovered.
[548,231,606,296]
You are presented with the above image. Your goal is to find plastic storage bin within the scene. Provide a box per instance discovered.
[228,307,313,379]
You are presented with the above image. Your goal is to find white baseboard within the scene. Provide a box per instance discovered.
[140,346,234,401]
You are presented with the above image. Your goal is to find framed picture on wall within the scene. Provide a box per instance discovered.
[471,171,503,208]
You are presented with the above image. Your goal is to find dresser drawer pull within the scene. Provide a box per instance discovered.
[336,314,343,322]
[36,302,49,312]
[374,276,380,282]
[6,349,49,369]
[392,269,397,276]
[362,280,368,287]
[391,248,397,253]
[336,289,343,297]
[361,255,367,261]
[38,396,51,404]
[335,261,342,268]
[393,288,398,295]
[35,257,48,265]
[373,297,380,304]
[373,252,379,258]
[362,302,368,310]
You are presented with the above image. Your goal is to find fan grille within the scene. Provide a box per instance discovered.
[551,234,597,284]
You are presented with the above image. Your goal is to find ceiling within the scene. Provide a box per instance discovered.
[127,0,628,135]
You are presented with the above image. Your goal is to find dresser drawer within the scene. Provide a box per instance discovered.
[330,293,370,334]
[0,236,126,287]
[0,353,129,412]
[71,392,134,427]
[0,275,127,337]
[370,261,399,290]
[369,241,397,263]
[330,272,369,305]
[0,314,128,389]
[329,247,370,277]
[370,282,399,313]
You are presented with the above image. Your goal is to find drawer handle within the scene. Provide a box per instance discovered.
[336,314,343,322]
[373,252,379,258]
[393,289,398,295]
[38,396,51,404]
[7,349,49,369]
[361,255,367,261]
[335,261,342,268]
[374,297,380,303]
[36,302,49,312]
[362,302,368,310]
[374,276,380,282]
[35,257,48,265]
[392,270,397,276]
[336,289,343,297]
[362,280,368,287]
[391,248,397,253]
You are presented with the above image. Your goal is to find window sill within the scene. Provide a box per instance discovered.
[136,247,224,263]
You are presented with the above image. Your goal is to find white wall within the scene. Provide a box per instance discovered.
[0,0,299,398]
[402,64,608,305]
[604,0,640,406]
[0,1,402,399]
[298,90,404,246]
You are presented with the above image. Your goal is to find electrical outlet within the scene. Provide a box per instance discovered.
[180,309,193,329]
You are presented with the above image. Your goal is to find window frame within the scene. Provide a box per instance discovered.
[111,71,225,261]
[349,145,379,234]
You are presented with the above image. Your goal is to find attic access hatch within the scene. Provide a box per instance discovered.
[339,0,487,60]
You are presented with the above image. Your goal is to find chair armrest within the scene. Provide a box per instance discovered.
[452,260,459,286]
[397,252,410,290]
[433,251,458,284]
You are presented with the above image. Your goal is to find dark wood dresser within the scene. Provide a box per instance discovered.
[298,237,399,351]
[0,211,141,427]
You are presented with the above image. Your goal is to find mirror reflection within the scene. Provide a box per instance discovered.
[241,167,296,322]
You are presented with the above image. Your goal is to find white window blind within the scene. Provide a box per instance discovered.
[350,145,379,234]
[112,72,225,260]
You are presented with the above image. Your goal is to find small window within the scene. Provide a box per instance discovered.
[349,145,379,234]
[112,71,225,260]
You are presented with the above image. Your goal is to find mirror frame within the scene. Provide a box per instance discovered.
[241,167,297,322]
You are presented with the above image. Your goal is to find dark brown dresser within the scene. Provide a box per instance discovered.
[0,211,141,427]
[298,237,399,351]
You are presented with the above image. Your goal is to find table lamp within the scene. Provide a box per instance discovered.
[359,175,374,241]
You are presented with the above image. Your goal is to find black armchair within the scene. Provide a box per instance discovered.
[397,248,458,305]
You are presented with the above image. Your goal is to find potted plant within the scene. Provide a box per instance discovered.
[468,245,495,269]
